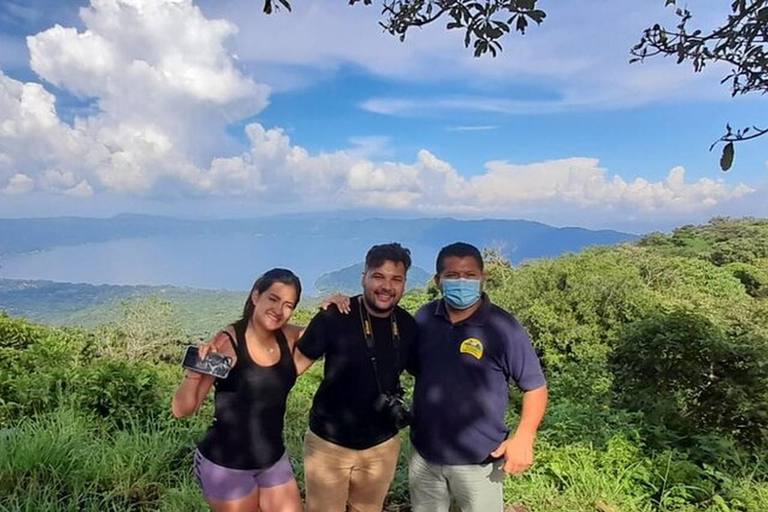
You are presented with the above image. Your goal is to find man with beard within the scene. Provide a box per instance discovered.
[293,243,417,512]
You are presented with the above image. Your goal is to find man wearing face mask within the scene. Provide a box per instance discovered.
[408,242,548,512]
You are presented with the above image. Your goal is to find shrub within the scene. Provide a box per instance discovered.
[612,309,768,448]
[0,312,47,350]
[725,261,768,298]
[76,359,166,429]
[0,318,95,424]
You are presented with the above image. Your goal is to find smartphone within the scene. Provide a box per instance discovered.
[181,345,233,379]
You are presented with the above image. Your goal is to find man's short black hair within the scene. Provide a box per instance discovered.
[365,243,412,272]
[436,242,484,274]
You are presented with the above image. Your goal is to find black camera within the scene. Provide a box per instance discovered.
[373,391,413,430]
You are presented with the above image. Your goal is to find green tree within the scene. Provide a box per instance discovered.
[485,247,657,400]
[612,309,768,446]
[638,218,768,266]
[98,296,188,362]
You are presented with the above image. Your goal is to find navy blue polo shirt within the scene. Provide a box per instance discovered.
[409,295,546,465]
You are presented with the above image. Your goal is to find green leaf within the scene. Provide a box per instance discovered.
[528,10,546,24]
[516,15,528,33]
[264,0,291,14]
[720,142,734,171]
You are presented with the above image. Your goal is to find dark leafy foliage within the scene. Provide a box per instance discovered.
[77,359,166,429]
[262,0,546,57]
[612,309,768,448]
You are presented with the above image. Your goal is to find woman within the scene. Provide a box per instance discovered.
[172,268,305,512]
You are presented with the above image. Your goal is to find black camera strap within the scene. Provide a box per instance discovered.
[358,295,401,396]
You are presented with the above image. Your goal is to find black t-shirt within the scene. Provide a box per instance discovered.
[297,296,417,449]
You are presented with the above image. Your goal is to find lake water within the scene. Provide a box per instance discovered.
[0,233,434,293]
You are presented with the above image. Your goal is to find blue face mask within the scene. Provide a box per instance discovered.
[440,278,482,310]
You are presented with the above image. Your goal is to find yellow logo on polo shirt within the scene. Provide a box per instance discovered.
[459,338,484,360]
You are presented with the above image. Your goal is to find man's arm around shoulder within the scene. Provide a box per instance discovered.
[293,306,337,375]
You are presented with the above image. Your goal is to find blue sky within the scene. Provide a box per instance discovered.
[0,0,765,233]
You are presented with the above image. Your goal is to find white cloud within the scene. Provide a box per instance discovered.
[1,0,271,198]
[39,169,92,197]
[204,0,728,111]
[0,0,756,225]
[346,136,393,159]
[41,169,78,190]
[199,122,754,216]
[64,180,94,197]
[2,173,34,195]
[367,97,573,116]
[447,125,501,132]
[29,0,267,111]
[359,69,721,116]
[0,73,94,177]
[459,161,754,213]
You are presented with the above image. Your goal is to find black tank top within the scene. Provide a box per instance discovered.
[197,319,297,470]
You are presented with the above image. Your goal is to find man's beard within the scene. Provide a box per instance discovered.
[362,290,395,316]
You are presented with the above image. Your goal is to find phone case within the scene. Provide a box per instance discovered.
[182,345,233,379]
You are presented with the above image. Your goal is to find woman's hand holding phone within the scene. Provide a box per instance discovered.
[198,328,238,368]
[174,333,231,417]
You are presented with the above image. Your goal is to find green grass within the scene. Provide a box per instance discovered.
[4,372,768,512]
[0,408,210,512]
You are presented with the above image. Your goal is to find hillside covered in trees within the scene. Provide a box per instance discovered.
[1,217,766,511]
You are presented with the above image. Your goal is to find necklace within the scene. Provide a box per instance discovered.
[249,337,276,354]
[246,328,277,354]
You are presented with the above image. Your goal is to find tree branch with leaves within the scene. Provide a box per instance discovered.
[261,0,765,172]
[262,0,546,57]
[631,0,768,170]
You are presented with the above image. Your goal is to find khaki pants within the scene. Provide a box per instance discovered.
[303,430,401,512]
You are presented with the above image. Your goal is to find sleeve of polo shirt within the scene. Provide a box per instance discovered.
[296,308,332,360]
[503,324,547,391]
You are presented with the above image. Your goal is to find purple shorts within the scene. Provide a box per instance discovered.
[193,450,295,501]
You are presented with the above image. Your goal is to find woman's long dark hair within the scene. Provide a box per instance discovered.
[241,268,302,322]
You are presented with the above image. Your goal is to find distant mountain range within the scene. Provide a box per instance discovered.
[0,214,638,327]
[0,277,246,334]
[0,213,638,262]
